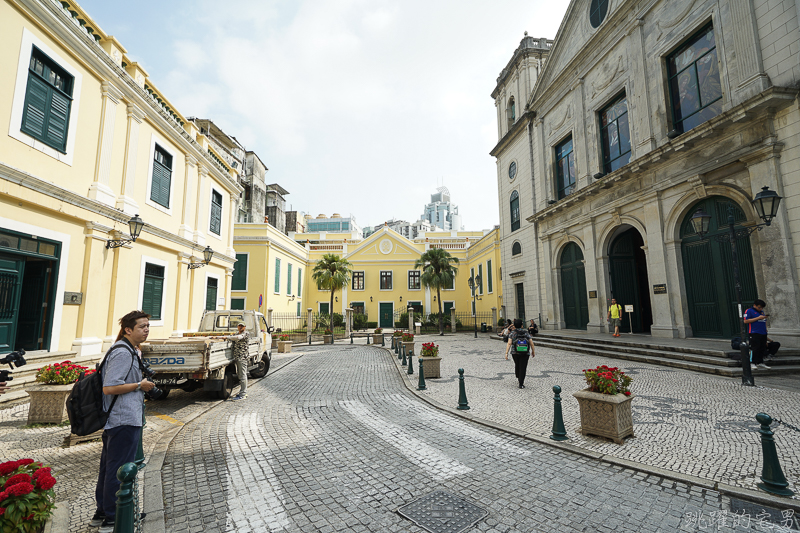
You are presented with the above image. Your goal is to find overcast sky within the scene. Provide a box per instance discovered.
[78,0,567,231]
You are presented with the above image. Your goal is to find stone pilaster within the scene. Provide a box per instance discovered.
[627,18,655,154]
[730,0,770,100]
[88,81,123,207]
[179,154,197,240]
[194,165,208,246]
[227,195,237,257]
[642,191,679,338]
[116,103,145,214]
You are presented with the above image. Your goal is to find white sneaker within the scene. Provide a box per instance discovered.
[751,364,758,370]
[758,363,771,369]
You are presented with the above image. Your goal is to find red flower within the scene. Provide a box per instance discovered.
[32,467,51,480]
[0,491,7,503]
[5,483,34,496]
[17,459,34,466]
[36,475,56,491]
[624,391,631,396]
[0,461,19,477]
[0,508,5,516]
[24,513,33,520]
[3,473,31,490]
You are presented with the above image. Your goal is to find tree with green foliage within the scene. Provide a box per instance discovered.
[311,254,352,323]
[415,248,459,335]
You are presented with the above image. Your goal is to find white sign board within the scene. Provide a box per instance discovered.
[624,305,634,313]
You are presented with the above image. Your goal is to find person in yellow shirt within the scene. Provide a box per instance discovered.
[607,298,622,337]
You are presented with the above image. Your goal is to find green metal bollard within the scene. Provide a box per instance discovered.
[755,413,794,496]
[401,343,407,366]
[550,385,568,441]
[407,350,414,375]
[350,334,353,344]
[114,462,138,533]
[417,357,426,390]
[394,337,399,355]
[367,334,371,345]
[381,335,385,347]
[457,368,470,410]
[135,406,146,469]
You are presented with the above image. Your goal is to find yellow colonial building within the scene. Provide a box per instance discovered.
[0,0,241,372]
[232,223,503,329]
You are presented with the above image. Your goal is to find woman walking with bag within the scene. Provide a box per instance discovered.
[509,319,535,388]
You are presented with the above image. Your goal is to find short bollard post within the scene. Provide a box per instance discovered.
[755,413,794,496]
[114,462,138,533]
[394,337,399,355]
[381,334,385,347]
[457,368,470,410]
[367,334,371,345]
[550,385,568,441]
[417,357,427,390]
[350,333,353,344]
[401,344,407,366]
[407,350,414,375]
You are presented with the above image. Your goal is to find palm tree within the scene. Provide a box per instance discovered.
[415,248,459,335]
[311,254,352,328]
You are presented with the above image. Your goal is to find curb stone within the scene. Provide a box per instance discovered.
[382,346,800,513]
[142,353,305,533]
[43,502,68,533]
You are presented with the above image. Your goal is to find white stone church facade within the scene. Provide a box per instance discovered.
[493,0,800,345]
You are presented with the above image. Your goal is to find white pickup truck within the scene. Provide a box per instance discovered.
[141,310,273,399]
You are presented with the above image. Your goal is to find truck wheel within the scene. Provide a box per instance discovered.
[215,372,236,400]
[250,353,270,378]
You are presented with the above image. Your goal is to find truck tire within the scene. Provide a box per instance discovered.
[215,371,236,400]
[250,351,271,378]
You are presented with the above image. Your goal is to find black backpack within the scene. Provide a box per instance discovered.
[66,344,135,436]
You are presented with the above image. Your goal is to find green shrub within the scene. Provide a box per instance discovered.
[353,314,369,330]
[366,321,378,329]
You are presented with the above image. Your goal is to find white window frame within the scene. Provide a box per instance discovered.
[207,184,224,240]
[352,270,365,291]
[145,134,176,215]
[379,270,393,291]
[205,272,221,310]
[407,270,421,291]
[138,255,169,328]
[318,302,331,315]
[232,252,249,292]
[9,28,83,166]
[443,274,455,291]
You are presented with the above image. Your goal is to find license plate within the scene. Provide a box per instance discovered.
[153,377,178,386]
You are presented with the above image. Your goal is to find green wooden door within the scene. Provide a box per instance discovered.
[379,303,393,328]
[610,229,644,333]
[0,255,24,353]
[16,260,52,351]
[560,243,589,330]
[205,278,218,311]
[681,197,758,338]
[319,302,330,315]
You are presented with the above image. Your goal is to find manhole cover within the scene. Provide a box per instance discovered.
[397,490,488,533]
[730,498,799,530]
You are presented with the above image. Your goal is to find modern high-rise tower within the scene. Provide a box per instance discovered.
[421,187,463,231]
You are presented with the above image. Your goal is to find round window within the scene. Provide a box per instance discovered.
[589,0,608,28]
[508,161,517,180]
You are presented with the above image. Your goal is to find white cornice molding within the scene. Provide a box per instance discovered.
[0,161,235,264]
[18,0,241,196]
[233,235,309,263]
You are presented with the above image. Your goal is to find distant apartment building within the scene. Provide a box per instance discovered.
[422,187,463,231]
[305,213,362,238]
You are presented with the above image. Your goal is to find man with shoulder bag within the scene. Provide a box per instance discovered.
[91,310,155,532]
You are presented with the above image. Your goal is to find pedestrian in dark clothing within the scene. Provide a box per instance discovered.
[744,299,770,370]
[509,319,535,388]
[213,322,250,400]
[92,310,155,532]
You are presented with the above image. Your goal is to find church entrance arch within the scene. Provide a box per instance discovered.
[560,242,589,330]
[608,227,652,333]
[680,196,758,338]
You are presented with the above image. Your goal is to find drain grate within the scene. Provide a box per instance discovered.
[397,490,488,533]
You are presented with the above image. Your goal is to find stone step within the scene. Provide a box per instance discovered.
[538,333,726,357]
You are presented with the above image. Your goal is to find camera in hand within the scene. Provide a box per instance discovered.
[0,349,26,382]
[139,359,164,400]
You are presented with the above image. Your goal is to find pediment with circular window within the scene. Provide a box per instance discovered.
[589,0,609,28]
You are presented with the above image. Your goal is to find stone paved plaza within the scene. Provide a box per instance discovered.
[400,334,800,495]
[1,341,798,532]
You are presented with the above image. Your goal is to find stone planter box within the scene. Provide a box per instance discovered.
[402,341,415,355]
[323,335,334,344]
[419,356,442,378]
[271,338,278,349]
[372,334,384,344]
[27,384,73,425]
[573,389,634,444]
[278,341,292,353]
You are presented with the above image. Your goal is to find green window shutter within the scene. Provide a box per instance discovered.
[210,191,222,235]
[297,268,302,296]
[274,258,281,293]
[151,159,172,207]
[21,75,49,141]
[478,264,483,294]
[297,302,301,316]
[287,264,292,294]
[232,254,248,291]
[487,260,493,293]
[142,264,164,320]
[46,90,70,151]
[231,298,245,310]
[206,278,218,311]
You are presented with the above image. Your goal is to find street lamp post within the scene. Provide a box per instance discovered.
[467,274,482,339]
[691,186,782,387]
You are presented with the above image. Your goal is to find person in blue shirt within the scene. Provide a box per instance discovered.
[743,299,770,370]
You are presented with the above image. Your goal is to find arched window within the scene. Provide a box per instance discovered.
[512,242,522,256]
[510,190,520,231]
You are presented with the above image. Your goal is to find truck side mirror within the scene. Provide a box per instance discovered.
[268,326,275,333]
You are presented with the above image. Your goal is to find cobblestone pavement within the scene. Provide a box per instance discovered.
[161,343,797,532]
[0,352,301,532]
[400,334,800,497]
